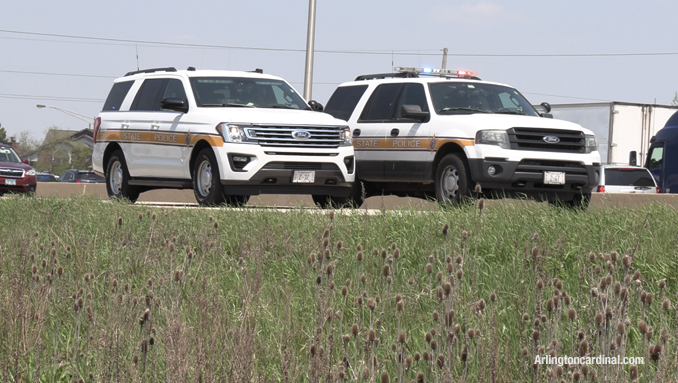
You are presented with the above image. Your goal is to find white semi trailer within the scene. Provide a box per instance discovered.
[546,102,678,165]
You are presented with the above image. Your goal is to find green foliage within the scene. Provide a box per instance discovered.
[0,197,676,381]
[0,125,7,144]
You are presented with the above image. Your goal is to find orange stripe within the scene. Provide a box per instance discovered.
[98,130,224,147]
[353,137,474,150]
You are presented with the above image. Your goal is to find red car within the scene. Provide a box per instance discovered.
[0,144,37,196]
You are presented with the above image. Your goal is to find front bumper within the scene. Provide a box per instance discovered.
[468,158,599,199]
[0,177,37,193]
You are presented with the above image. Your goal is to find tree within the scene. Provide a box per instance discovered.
[672,91,678,106]
[0,125,7,144]
[14,130,38,158]
[70,142,93,170]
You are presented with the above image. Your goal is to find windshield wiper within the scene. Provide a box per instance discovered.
[262,105,298,109]
[494,110,527,115]
[441,107,488,113]
[201,103,254,108]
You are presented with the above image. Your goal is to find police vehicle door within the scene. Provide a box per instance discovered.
[383,83,431,181]
[155,78,191,179]
[353,83,402,181]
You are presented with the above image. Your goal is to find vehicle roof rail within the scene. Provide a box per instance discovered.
[124,67,178,76]
[354,72,420,81]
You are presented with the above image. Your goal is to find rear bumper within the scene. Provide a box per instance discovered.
[468,158,599,200]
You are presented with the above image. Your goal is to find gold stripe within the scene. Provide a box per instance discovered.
[353,137,474,150]
[98,130,224,147]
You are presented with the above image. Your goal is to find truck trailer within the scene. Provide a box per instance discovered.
[546,102,677,165]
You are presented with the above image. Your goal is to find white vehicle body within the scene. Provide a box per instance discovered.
[594,164,658,194]
[549,102,678,165]
[324,68,601,204]
[92,68,354,205]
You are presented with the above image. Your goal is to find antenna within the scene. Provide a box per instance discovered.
[135,45,139,71]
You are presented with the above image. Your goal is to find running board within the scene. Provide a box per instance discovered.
[128,178,192,189]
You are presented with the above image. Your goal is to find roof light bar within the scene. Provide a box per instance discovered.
[394,66,478,78]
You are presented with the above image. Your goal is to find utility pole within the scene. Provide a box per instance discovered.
[303,0,317,101]
[441,48,448,69]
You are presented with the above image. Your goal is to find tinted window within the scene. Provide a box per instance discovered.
[161,79,188,104]
[37,174,56,182]
[605,169,655,186]
[325,85,368,121]
[396,83,429,119]
[59,171,74,182]
[102,81,134,111]
[359,83,401,122]
[131,79,167,111]
[646,146,664,169]
[79,172,105,182]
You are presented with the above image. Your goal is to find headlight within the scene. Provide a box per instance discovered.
[475,130,510,149]
[584,134,598,153]
[26,169,35,176]
[341,127,352,146]
[216,123,252,143]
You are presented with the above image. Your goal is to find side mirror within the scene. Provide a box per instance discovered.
[160,98,188,113]
[401,105,430,122]
[308,100,324,112]
[540,102,551,113]
[22,158,28,164]
[629,151,637,166]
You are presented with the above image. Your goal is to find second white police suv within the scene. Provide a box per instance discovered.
[92,67,355,206]
[325,67,602,207]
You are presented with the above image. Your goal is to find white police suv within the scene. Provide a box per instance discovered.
[92,67,354,206]
[324,67,601,206]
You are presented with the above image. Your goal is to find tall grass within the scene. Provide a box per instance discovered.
[0,195,676,382]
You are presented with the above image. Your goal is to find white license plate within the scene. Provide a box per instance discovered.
[543,171,565,185]
[4,179,16,186]
[292,171,315,183]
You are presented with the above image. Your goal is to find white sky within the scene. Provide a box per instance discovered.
[2,0,678,139]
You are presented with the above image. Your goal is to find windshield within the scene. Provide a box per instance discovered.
[189,77,308,109]
[429,82,539,116]
[0,147,21,163]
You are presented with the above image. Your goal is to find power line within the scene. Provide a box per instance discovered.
[2,29,677,57]
[0,69,115,79]
[0,93,103,102]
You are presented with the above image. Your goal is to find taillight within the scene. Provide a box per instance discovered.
[93,117,101,144]
[656,187,660,193]
[76,179,81,183]
[596,185,605,193]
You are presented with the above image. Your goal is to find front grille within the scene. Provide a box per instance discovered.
[245,125,344,148]
[514,159,588,190]
[508,128,585,153]
[262,162,340,171]
[0,168,24,177]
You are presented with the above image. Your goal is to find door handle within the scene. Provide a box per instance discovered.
[151,124,160,130]
[121,123,130,129]
[390,128,399,137]
[353,129,361,137]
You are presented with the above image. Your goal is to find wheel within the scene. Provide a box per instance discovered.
[312,195,349,209]
[106,150,140,203]
[434,153,472,204]
[192,148,225,206]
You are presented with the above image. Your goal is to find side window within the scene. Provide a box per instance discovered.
[396,83,428,119]
[646,145,664,169]
[161,79,188,104]
[61,171,74,182]
[325,85,368,121]
[102,81,134,111]
[131,79,167,111]
[359,83,402,122]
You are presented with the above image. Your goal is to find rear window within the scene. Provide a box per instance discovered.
[80,172,105,181]
[325,85,368,121]
[604,169,655,186]
[102,81,134,111]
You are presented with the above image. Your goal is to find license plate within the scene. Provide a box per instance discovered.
[543,171,565,185]
[292,171,315,183]
[4,179,16,186]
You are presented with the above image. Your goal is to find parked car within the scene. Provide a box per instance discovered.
[58,169,105,183]
[594,164,658,193]
[646,110,678,193]
[0,143,37,195]
[36,172,59,182]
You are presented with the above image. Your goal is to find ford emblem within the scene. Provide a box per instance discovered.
[543,135,560,144]
[292,130,312,140]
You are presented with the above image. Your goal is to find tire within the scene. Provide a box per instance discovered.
[223,194,249,207]
[565,192,591,210]
[192,148,225,206]
[106,150,140,203]
[434,153,472,205]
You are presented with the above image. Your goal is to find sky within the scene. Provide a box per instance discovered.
[2,0,678,141]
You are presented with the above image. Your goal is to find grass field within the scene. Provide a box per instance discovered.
[0,196,677,382]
